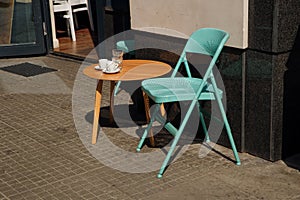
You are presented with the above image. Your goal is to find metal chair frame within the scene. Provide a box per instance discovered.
[136,28,241,178]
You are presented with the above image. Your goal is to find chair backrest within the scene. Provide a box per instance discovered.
[69,0,94,31]
[171,28,229,81]
[69,0,87,6]
[116,40,135,59]
[53,0,72,12]
[116,40,135,53]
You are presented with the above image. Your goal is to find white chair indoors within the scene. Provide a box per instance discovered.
[53,0,76,41]
[69,0,94,31]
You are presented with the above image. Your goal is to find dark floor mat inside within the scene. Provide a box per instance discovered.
[0,62,57,77]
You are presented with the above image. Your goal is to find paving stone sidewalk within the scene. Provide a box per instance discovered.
[0,55,300,200]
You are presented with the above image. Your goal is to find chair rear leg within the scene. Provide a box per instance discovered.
[67,10,76,41]
[198,103,209,142]
[223,113,241,165]
[211,79,241,165]
[86,5,94,31]
[114,81,122,96]
[218,101,241,165]
[210,74,241,165]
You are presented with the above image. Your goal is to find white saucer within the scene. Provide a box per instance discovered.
[103,67,121,74]
[94,65,105,71]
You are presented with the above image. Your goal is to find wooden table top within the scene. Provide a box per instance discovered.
[83,59,172,81]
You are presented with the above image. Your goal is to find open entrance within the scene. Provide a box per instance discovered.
[50,0,130,60]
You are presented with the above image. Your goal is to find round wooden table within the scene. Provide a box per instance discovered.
[83,59,172,144]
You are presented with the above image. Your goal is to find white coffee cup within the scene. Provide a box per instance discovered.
[106,61,118,72]
[98,59,108,70]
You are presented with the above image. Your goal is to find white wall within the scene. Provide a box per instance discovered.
[130,0,248,49]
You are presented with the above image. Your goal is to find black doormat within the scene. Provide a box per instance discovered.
[0,62,57,77]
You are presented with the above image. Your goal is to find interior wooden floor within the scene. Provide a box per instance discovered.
[53,27,97,60]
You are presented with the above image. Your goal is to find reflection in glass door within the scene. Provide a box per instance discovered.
[0,0,46,57]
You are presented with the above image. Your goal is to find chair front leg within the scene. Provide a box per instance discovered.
[158,99,198,178]
[137,103,161,152]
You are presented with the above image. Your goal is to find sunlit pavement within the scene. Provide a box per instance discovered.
[1,55,300,200]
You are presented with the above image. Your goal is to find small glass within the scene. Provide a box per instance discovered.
[112,49,123,67]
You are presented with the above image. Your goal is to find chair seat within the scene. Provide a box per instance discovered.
[72,7,87,12]
[142,77,222,103]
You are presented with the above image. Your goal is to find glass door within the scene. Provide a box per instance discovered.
[0,0,46,57]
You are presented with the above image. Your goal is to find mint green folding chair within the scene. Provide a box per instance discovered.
[136,28,241,178]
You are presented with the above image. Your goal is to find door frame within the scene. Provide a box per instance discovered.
[0,0,49,57]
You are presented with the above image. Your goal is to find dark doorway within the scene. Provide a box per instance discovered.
[283,25,300,170]
[89,0,130,46]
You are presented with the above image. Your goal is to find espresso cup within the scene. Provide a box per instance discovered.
[106,61,118,72]
[98,59,108,70]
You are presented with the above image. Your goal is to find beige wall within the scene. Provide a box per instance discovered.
[130,0,248,49]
